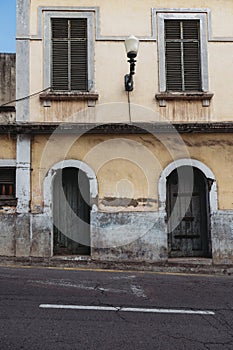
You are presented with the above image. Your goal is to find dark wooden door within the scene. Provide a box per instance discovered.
[53,167,90,255]
[166,166,211,258]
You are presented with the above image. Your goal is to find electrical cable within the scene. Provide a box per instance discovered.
[0,87,51,107]
[127,90,132,124]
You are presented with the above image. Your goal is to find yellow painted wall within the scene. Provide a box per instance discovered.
[31,133,233,212]
[28,0,233,122]
[0,136,16,159]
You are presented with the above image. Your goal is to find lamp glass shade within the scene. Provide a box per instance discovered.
[124,35,139,57]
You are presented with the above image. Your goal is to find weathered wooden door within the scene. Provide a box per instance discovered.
[53,167,90,255]
[166,166,211,258]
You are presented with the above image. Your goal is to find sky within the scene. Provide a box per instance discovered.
[0,0,16,53]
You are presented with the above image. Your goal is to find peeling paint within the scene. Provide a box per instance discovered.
[101,197,157,208]
[0,206,16,214]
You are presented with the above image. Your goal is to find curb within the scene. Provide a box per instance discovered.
[0,256,233,276]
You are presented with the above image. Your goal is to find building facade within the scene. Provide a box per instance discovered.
[0,0,233,264]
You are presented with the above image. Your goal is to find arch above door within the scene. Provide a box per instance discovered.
[158,159,218,215]
[43,159,98,215]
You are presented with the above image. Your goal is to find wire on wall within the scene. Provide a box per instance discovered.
[127,91,132,124]
[0,87,51,107]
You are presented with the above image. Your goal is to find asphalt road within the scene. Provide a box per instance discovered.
[0,266,233,350]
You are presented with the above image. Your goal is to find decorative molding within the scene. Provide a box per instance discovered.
[158,158,218,215]
[43,159,98,214]
[16,6,233,43]
[29,6,156,42]
[155,92,214,107]
[1,122,233,134]
[39,92,99,102]
[0,159,16,167]
[153,8,233,42]
[43,11,95,92]
[157,12,209,93]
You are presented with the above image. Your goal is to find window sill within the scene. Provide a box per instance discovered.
[0,198,17,206]
[155,92,214,107]
[39,91,99,105]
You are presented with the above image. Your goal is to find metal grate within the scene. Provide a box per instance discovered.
[51,18,88,92]
[165,20,201,92]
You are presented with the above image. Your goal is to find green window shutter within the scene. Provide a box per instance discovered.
[51,18,88,92]
[165,20,201,92]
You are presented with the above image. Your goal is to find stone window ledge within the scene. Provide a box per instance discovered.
[0,198,17,206]
[0,106,15,112]
[39,91,99,106]
[155,92,214,107]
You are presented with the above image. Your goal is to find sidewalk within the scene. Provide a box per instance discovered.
[0,256,233,276]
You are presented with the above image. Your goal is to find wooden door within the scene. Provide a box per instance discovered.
[166,166,211,258]
[53,167,90,255]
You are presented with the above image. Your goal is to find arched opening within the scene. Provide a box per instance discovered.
[166,166,212,258]
[53,167,91,256]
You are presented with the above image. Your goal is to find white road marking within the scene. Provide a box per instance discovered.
[130,284,147,298]
[30,280,126,294]
[110,275,136,280]
[39,304,215,315]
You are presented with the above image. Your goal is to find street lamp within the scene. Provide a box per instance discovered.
[124,35,139,91]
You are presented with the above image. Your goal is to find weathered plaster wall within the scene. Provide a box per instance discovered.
[212,211,233,264]
[8,0,233,262]
[31,133,233,212]
[0,136,16,159]
[25,0,233,122]
[1,131,233,262]
[1,208,232,263]
[91,211,167,262]
[0,54,16,106]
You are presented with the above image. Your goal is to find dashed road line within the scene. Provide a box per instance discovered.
[39,304,215,315]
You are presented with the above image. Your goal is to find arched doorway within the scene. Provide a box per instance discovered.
[166,166,212,258]
[53,167,91,255]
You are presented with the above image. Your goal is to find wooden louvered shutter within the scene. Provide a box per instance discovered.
[0,168,15,196]
[165,20,201,92]
[52,18,88,91]
[52,19,69,91]
[70,19,88,91]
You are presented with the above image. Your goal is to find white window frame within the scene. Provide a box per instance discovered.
[157,13,209,92]
[44,11,95,92]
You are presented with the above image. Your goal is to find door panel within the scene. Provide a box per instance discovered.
[53,167,90,255]
[167,166,210,258]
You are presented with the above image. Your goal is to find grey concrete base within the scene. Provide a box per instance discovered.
[0,215,16,256]
[0,210,232,265]
[0,213,52,258]
[91,211,167,262]
[15,214,30,257]
[211,211,233,264]
[30,214,52,257]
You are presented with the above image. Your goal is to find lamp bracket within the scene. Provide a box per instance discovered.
[125,74,134,92]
